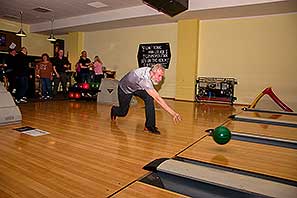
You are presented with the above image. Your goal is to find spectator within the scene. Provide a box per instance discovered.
[78,50,92,83]
[52,49,70,97]
[93,55,104,84]
[35,53,53,99]
[15,47,29,103]
[5,48,17,94]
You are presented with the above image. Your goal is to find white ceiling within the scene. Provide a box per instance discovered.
[0,0,296,35]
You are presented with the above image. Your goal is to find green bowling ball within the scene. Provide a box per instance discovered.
[212,126,232,145]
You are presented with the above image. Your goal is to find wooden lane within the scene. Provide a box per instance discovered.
[178,136,297,182]
[110,181,189,198]
[0,100,237,197]
[237,111,297,122]
[224,120,297,141]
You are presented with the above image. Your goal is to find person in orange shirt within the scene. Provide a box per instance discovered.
[36,53,53,99]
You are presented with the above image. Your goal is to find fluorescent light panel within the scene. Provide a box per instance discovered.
[32,7,53,13]
[87,1,108,8]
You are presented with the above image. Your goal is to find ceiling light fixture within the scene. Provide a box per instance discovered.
[16,11,27,37]
[47,17,56,42]
[87,1,108,8]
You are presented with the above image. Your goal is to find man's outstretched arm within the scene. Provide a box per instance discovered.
[146,89,181,123]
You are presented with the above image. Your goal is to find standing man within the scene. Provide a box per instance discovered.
[110,64,181,134]
[52,49,70,97]
[77,50,92,83]
[5,48,17,94]
[15,47,29,103]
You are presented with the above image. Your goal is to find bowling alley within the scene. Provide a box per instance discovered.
[0,0,296,197]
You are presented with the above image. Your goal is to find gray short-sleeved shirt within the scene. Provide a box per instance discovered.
[119,67,154,94]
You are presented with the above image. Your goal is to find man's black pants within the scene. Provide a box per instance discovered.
[113,86,156,128]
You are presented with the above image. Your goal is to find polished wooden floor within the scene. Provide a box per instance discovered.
[0,100,238,197]
[110,182,189,198]
[1,100,296,197]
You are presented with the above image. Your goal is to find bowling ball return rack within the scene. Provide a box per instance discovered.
[68,82,100,100]
[141,157,297,198]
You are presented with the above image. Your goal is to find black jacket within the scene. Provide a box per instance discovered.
[15,52,29,76]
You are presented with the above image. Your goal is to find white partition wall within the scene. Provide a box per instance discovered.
[97,78,119,106]
[0,83,22,125]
